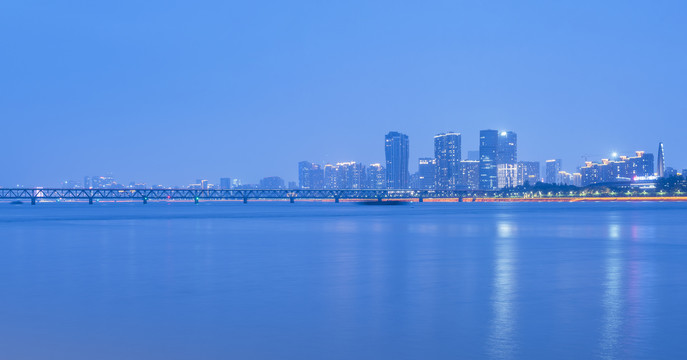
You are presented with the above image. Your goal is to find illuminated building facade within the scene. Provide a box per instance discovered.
[460,160,480,190]
[580,151,654,186]
[367,163,386,189]
[497,131,517,165]
[385,131,410,189]
[517,161,540,185]
[658,142,665,177]
[545,160,562,184]
[479,130,499,190]
[298,161,324,189]
[434,132,461,189]
[418,158,437,189]
[497,163,519,189]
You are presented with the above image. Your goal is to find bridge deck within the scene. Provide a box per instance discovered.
[0,188,492,204]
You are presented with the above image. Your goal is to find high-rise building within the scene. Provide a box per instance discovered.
[323,164,338,189]
[497,131,517,164]
[460,160,480,190]
[517,161,540,185]
[220,178,232,189]
[545,160,562,184]
[418,158,436,189]
[658,142,665,177]
[497,163,519,189]
[434,132,461,189]
[367,163,386,189]
[298,161,324,189]
[336,162,365,189]
[479,130,499,190]
[385,131,410,189]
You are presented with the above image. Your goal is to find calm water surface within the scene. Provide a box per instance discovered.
[1,202,686,359]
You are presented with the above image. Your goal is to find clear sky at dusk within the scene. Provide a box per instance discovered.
[1,1,686,186]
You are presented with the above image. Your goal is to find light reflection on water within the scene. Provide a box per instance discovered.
[488,219,517,360]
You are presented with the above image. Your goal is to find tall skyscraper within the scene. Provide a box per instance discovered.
[545,159,562,184]
[479,130,499,190]
[497,131,517,164]
[658,142,665,177]
[418,158,436,189]
[385,131,410,189]
[434,132,461,189]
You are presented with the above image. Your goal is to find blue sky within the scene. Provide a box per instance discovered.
[1,1,685,186]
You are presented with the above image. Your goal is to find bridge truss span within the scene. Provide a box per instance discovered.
[0,188,492,204]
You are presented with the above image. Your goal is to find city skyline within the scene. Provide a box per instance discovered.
[17,129,683,190]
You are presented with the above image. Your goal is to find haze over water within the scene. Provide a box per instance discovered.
[1,202,686,359]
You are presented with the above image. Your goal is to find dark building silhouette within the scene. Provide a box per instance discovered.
[434,132,461,189]
[385,131,410,189]
[259,176,285,189]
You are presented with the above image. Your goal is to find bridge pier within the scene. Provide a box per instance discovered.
[31,197,36,205]
[290,197,295,203]
[88,198,93,205]
[334,196,340,203]
[418,197,423,203]
[459,197,463,202]
[143,197,148,205]
[243,197,248,204]
[194,197,199,204]
[377,197,383,203]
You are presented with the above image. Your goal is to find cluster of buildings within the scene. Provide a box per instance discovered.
[299,130,542,190]
[59,136,678,191]
[299,132,678,190]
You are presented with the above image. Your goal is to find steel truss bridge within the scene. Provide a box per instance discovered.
[0,188,495,205]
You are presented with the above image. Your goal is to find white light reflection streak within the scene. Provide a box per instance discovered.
[488,220,517,359]
[600,219,623,360]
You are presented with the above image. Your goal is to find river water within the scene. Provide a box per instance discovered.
[1,202,686,359]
